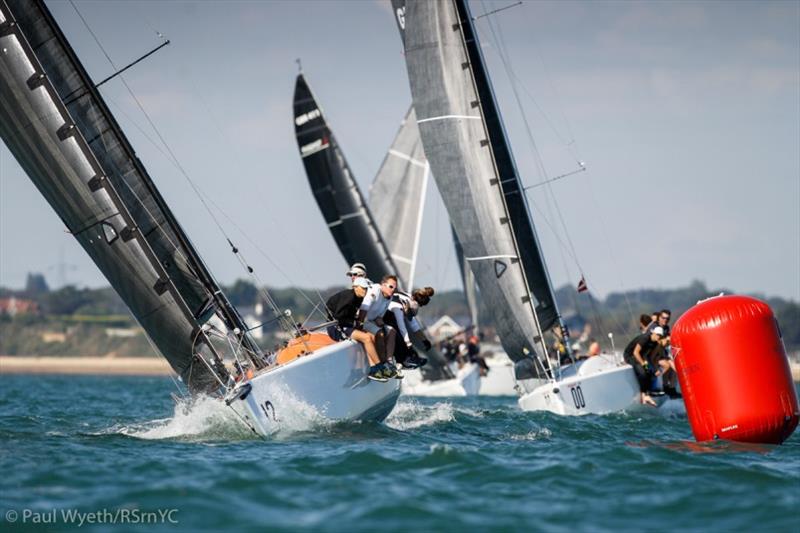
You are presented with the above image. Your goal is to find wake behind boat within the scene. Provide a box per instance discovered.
[0,0,399,437]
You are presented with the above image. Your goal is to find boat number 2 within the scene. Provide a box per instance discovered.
[570,386,586,409]
[260,400,277,422]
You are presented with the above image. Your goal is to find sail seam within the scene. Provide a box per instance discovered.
[417,114,481,124]
[387,149,426,168]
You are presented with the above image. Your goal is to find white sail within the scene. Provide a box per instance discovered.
[369,107,428,288]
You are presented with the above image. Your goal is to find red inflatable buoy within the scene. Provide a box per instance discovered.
[672,294,799,444]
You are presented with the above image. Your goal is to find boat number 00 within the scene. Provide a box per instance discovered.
[260,400,277,421]
[570,386,586,409]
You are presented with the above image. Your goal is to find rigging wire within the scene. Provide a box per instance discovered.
[476,1,632,341]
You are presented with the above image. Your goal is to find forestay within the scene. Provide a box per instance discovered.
[0,0,255,392]
[394,0,560,371]
[293,74,400,285]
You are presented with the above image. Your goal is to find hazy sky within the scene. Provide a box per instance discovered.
[1,0,798,301]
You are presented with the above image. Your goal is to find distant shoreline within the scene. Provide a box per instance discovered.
[1,355,798,382]
[0,356,172,376]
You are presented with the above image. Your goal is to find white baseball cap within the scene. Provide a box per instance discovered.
[346,262,367,277]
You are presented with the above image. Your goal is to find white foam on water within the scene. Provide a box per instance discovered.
[510,427,553,441]
[386,400,455,430]
[248,383,332,438]
[119,395,252,441]
[116,384,335,441]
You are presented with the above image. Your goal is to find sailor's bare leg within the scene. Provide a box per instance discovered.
[351,330,380,366]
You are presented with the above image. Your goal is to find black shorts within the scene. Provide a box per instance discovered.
[327,325,354,341]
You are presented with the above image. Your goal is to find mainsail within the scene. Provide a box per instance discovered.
[0,0,257,392]
[393,0,561,373]
[368,107,428,288]
[293,74,400,284]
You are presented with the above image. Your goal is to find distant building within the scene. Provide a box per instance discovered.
[0,297,39,316]
[427,315,463,340]
[41,331,66,343]
[105,327,141,338]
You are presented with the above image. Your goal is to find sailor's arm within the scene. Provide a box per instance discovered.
[633,343,647,366]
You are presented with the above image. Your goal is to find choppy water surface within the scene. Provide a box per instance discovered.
[1,375,797,532]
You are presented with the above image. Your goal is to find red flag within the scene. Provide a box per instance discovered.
[577,276,588,293]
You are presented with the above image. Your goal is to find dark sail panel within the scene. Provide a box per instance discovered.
[0,0,227,391]
[293,74,400,285]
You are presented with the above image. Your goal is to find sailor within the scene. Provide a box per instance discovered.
[467,334,489,375]
[325,277,384,381]
[622,326,665,406]
[646,310,679,397]
[383,286,435,369]
[346,262,369,284]
[356,274,401,379]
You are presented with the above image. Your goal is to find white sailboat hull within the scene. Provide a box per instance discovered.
[228,340,400,436]
[401,363,481,397]
[479,353,517,396]
[518,356,642,416]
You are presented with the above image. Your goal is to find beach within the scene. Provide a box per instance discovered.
[0,356,171,376]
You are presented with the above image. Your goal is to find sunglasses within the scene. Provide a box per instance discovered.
[384,284,396,290]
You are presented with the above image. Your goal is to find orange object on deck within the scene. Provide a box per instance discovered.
[275,332,337,365]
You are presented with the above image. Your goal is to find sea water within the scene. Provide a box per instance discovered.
[0,375,797,532]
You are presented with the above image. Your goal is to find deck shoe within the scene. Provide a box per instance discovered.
[367,365,388,382]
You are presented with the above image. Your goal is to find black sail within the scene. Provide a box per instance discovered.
[293,74,400,285]
[0,0,251,391]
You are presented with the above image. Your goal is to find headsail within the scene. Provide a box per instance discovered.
[368,107,428,288]
[293,74,400,284]
[393,0,561,372]
[0,0,256,391]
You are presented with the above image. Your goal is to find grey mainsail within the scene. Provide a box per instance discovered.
[0,0,257,392]
[394,0,561,374]
[368,107,428,288]
[293,74,400,285]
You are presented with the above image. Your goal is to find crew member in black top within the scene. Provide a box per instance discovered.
[623,326,665,406]
[325,277,383,379]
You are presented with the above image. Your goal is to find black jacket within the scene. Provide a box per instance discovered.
[325,289,363,328]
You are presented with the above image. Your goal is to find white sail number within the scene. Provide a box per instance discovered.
[295,108,321,126]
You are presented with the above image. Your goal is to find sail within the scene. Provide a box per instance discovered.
[452,226,479,331]
[394,0,560,368]
[0,0,247,391]
[293,74,401,285]
[368,107,428,288]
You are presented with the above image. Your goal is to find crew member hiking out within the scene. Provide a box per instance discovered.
[383,286,435,369]
[356,274,401,380]
[623,326,665,407]
[325,277,384,382]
